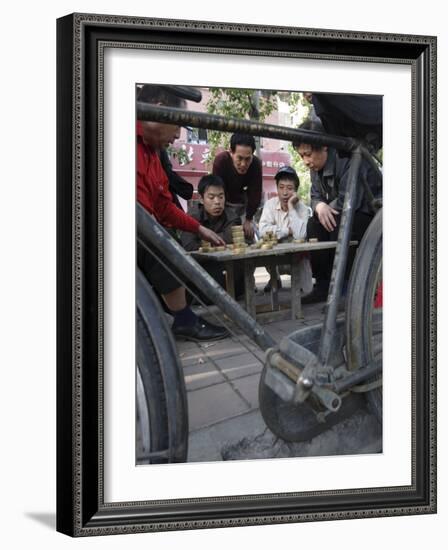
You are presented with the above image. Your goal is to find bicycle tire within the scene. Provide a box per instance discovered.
[136,312,169,463]
[136,269,188,464]
[346,208,383,422]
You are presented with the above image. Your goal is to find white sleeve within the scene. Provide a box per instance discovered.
[259,201,278,236]
[275,226,290,239]
[288,204,309,239]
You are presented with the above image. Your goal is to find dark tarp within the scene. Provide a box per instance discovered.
[312,93,383,152]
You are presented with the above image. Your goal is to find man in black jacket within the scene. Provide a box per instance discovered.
[159,147,194,211]
[181,174,244,301]
[293,119,382,303]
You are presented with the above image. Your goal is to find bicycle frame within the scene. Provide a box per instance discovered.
[136,103,382,413]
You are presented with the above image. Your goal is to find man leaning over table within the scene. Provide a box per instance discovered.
[212,133,262,241]
[137,83,228,342]
[258,166,313,295]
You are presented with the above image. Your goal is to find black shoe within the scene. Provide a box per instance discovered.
[301,287,328,305]
[263,278,282,293]
[172,317,229,342]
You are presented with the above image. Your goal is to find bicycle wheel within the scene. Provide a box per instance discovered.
[346,209,383,421]
[136,269,188,463]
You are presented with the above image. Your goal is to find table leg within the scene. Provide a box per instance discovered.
[267,264,280,311]
[291,255,303,320]
[225,261,235,299]
[244,260,256,318]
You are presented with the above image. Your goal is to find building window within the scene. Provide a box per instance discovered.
[187,127,208,144]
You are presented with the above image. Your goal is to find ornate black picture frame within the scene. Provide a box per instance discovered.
[56,13,437,536]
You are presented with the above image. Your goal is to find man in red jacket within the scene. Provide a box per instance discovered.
[137,84,228,341]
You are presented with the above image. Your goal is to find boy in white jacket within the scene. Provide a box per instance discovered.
[259,166,313,295]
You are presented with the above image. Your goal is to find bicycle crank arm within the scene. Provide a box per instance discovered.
[265,350,342,413]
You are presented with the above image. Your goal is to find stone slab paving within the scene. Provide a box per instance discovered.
[188,409,268,463]
[230,374,261,409]
[212,353,263,380]
[187,381,250,431]
[183,361,226,391]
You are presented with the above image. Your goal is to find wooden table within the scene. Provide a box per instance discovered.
[191,241,355,321]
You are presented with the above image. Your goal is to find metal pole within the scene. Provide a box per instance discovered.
[137,204,276,352]
[318,147,363,367]
[137,103,356,152]
[360,145,383,181]
[252,90,262,158]
[333,357,382,394]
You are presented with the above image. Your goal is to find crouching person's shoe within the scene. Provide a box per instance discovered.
[172,317,229,342]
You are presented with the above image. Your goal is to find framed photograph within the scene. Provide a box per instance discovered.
[56,13,436,536]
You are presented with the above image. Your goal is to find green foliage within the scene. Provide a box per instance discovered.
[287,94,312,204]
[288,142,311,204]
[205,88,278,163]
[167,144,192,166]
[204,88,315,205]
[287,92,309,117]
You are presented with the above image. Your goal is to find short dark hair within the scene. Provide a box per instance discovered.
[274,166,300,190]
[230,134,256,153]
[292,118,326,151]
[137,84,186,108]
[197,174,225,197]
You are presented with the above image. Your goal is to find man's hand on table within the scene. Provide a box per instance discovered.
[197,225,226,247]
[243,218,254,240]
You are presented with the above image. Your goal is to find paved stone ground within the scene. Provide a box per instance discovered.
[174,268,382,463]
